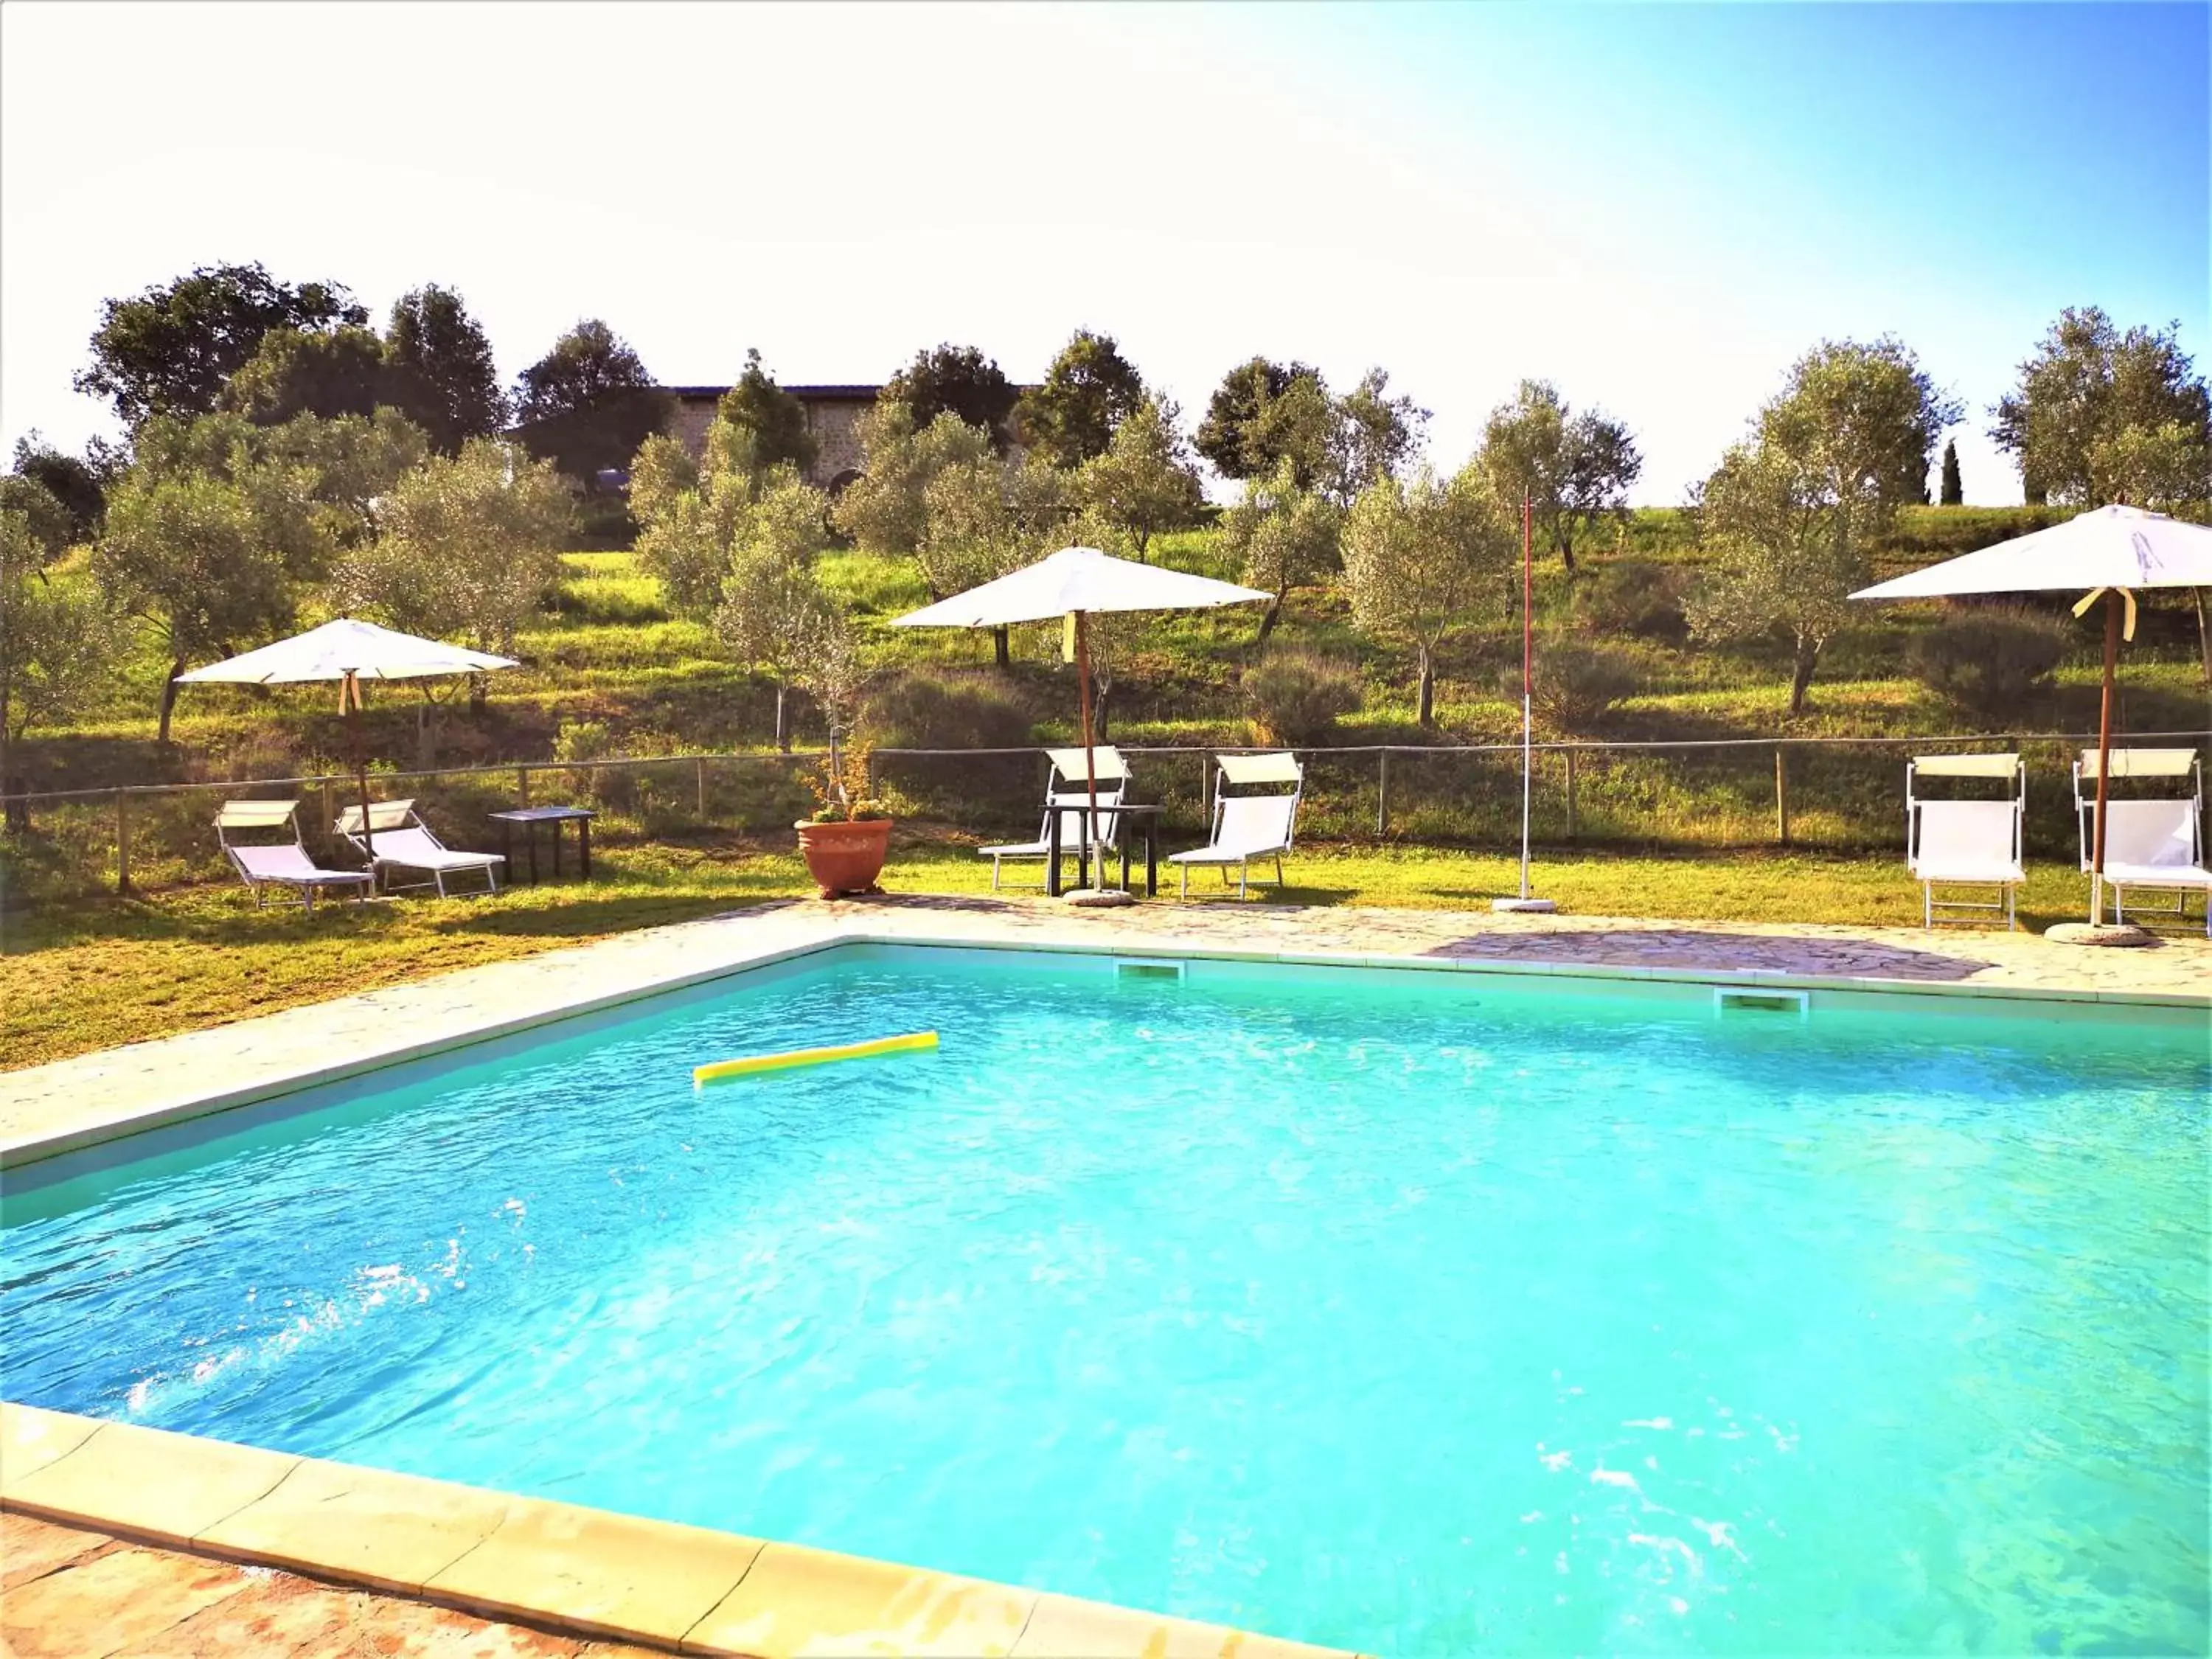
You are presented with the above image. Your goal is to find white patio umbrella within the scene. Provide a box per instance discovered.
[175,618,518,858]
[1851,504,2212,926]
[891,546,1269,891]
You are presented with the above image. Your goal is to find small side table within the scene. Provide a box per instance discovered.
[1045,801,1161,897]
[487,806,596,883]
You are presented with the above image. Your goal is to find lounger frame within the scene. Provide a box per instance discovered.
[336,799,504,898]
[2071,748,2211,937]
[1172,753,1304,900]
[216,799,374,914]
[980,748,1127,891]
[1905,755,2025,930]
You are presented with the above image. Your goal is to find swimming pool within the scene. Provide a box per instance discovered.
[4,945,2206,1654]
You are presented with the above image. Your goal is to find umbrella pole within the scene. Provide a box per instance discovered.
[1076,610,1099,889]
[349,672,374,867]
[2090,588,2120,925]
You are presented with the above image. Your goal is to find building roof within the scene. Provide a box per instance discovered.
[661,383,883,403]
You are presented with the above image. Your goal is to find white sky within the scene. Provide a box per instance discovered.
[2,2,2189,505]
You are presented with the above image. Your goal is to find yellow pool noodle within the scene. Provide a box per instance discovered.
[693,1030,939,1085]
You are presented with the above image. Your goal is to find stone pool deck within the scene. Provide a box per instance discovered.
[1,897,2204,1656]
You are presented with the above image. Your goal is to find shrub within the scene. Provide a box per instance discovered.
[553,717,632,807]
[1905,608,2070,721]
[1578,560,1688,640]
[1242,647,1363,745]
[862,668,1035,751]
[1515,637,1639,732]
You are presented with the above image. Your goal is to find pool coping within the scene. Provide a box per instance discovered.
[0,1401,1363,1658]
[2,915,2205,1172]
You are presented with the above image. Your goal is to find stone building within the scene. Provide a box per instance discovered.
[662,385,877,494]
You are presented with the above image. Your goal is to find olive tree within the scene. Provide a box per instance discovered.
[1478,380,1642,571]
[1077,395,1203,561]
[832,403,997,572]
[1220,459,1341,643]
[1689,338,1958,714]
[334,439,574,706]
[1,476,128,803]
[1342,464,1512,726]
[1992,307,2210,504]
[94,435,327,742]
[712,470,835,751]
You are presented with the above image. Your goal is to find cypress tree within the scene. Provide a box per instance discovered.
[1939,439,1964,506]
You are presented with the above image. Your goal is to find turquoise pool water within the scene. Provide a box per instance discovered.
[3,947,2206,1654]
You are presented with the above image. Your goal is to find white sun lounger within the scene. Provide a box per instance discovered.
[1905,754,2025,928]
[2073,748,2211,937]
[217,799,373,912]
[1171,752,1304,900]
[979,746,1127,891]
[336,798,504,897]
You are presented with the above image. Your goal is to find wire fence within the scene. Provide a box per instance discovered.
[1,731,2206,910]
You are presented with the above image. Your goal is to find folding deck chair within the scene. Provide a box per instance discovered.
[336,799,504,897]
[216,799,374,912]
[1170,752,1304,900]
[1905,754,2025,928]
[2072,748,2212,937]
[978,746,1128,891]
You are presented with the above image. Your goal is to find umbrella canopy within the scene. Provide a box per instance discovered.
[1849,504,2212,928]
[892,548,1269,898]
[175,618,518,864]
[889,546,1269,630]
[176,617,517,684]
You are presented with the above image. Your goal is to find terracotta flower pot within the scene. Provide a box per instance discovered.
[796,818,891,898]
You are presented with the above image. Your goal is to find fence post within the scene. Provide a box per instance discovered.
[518,765,531,808]
[1775,747,1790,846]
[115,791,132,896]
[319,781,333,847]
[1377,751,1390,835]
[695,757,709,821]
[1565,748,1578,844]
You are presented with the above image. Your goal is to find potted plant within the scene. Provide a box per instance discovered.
[791,604,891,898]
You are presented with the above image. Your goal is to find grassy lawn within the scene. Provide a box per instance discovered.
[0,841,2123,1073]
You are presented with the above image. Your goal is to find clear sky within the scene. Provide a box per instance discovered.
[2,1,2205,504]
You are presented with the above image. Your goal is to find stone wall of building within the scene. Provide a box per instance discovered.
[661,386,876,493]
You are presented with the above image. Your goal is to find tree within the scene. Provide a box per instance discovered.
[1195,357,1307,480]
[709,349,818,485]
[511,319,673,485]
[385,285,506,453]
[222,324,389,424]
[1992,308,2211,505]
[1479,380,1643,571]
[334,440,573,708]
[1939,439,1964,506]
[95,455,326,742]
[1015,330,1146,467]
[10,434,108,544]
[1342,464,1512,726]
[832,402,997,570]
[75,262,366,426]
[1686,443,1857,717]
[1077,394,1203,560]
[919,457,1028,667]
[1332,369,1430,504]
[712,470,836,750]
[1687,338,1954,716]
[883,344,1018,452]
[1220,459,1342,644]
[0,571,128,807]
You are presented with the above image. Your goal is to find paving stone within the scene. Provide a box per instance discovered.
[0,1543,248,1658]
[1,1510,121,1591]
